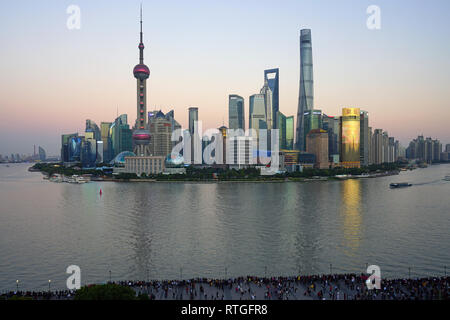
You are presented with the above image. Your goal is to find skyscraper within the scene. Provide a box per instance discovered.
[100,122,112,162]
[372,129,384,164]
[359,110,369,166]
[303,109,322,149]
[277,111,287,149]
[188,107,199,163]
[85,120,101,141]
[61,133,78,163]
[188,107,199,136]
[264,68,279,129]
[148,110,173,157]
[306,129,329,169]
[285,116,294,150]
[109,114,132,159]
[322,114,339,158]
[259,79,273,130]
[132,6,151,156]
[340,108,361,168]
[38,146,46,162]
[228,95,245,131]
[295,29,314,151]
[249,94,267,133]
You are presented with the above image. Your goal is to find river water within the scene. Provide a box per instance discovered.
[0,163,449,291]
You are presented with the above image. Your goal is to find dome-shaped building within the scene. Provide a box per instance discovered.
[110,151,136,166]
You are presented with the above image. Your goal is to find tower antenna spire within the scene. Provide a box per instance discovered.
[140,3,143,41]
[138,3,144,64]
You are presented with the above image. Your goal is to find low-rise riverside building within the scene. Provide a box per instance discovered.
[124,156,166,175]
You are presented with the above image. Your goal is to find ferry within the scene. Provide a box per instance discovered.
[67,175,87,184]
[389,182,412,188]
[444,175,450,181]
[49,174,63,183]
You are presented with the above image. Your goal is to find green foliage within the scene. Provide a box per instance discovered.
[31,162,108,177]
[74,283,136,300]
[136,293,150,300]
[116,172,139,180]
[8,295,33,300]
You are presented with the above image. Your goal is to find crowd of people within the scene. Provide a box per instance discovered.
[1,274,448,300]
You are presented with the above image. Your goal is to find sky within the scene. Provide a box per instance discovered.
[0,0,449,155]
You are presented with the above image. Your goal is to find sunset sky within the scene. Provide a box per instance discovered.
[1,0,449,155]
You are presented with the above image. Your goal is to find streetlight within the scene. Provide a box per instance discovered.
[16,280,19,292]
[330,264,333,274]
[264,266,267,278]
[48,280,51,292]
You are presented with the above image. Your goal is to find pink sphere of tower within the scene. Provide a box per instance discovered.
[133,64,150,80]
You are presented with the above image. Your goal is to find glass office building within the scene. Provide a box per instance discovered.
[303,109,322,149]
[61,133,78,162]
[264,69,279,129]
[295,29,314,151]
[249,94,267,133]
[277,111,287,149]
[68,136,83,162]
[278,111,295,150]
[228,95,245,131]
[188,107,198,135]
[340,107,361,168]
[360,110,369,166]
[285,116,294,150]
[109,114,132,159]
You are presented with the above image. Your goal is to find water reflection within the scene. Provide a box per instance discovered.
[340,179,363,256]
[1,164,450,290]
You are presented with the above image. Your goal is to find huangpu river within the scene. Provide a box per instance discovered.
[0,163,449,291]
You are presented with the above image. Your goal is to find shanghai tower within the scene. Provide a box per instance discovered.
[132,5,152,156]
[295,29,314,151]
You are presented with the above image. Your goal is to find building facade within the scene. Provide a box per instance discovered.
[148,111,173,157]
[295,29,314,151]
[359,110,369,166]
[124,156,165,175]
[264,68,279,129]
[340,108,361,168]
[228,95,245,131]
[303,109,322,150]
[227,136,253,168]
[306,129,329,169]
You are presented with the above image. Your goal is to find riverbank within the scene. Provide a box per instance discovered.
[2,274,448,300]
[33,167,402,183]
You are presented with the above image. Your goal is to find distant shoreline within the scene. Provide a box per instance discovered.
[35,170,402,183]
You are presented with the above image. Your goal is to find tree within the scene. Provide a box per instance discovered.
[74,283,136,300]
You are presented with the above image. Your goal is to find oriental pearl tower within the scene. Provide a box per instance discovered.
[132,5,151,156]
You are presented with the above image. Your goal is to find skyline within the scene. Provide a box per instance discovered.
[1,0,450,155]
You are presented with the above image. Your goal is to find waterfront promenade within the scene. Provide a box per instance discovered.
[2,274,448,300]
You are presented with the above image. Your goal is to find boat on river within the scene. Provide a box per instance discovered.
[390,182,412,188]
